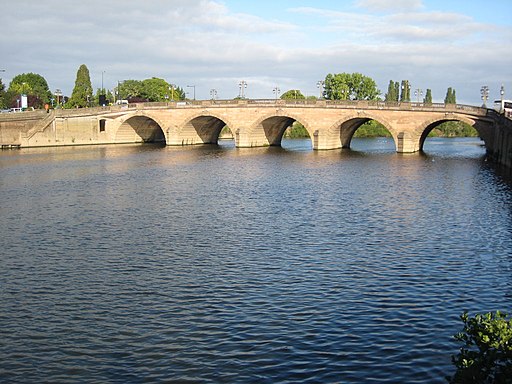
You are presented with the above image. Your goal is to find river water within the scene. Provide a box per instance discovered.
[1,137,511,383]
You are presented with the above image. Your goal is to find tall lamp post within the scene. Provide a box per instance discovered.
[187,85,196,100]
[170,84,176,101]
[273,86,281,100]
[481,85,489,108]
[317,80,325,99]
[239,80,247,99]
[414,88,423,103]
[500,84,505,113]
[210,88,217,100]
[55,89,62,107]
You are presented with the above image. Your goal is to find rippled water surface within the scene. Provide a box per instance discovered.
[1,138,511,383]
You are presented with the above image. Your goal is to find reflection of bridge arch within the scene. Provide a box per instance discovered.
[249,111,313,147]
[178,111,233,145]
[417,115,484,151]
[329,112,396,150]
[115,113,166,143]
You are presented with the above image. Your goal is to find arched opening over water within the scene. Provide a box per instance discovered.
[254,115,312,149]
[338,117,396,151]
[419,118,482,152]
[116,116,166,144]
[183,115,229,145]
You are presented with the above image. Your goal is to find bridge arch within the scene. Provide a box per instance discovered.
[177,111,234,145]
[329,112,397,150]
[417,114,483,151]
[115,113,166,143]
[248,111,314,147]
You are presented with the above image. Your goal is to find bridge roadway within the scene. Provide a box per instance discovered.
[0,99,510,164]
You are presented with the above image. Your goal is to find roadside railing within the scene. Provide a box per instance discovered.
[0,99,489,120]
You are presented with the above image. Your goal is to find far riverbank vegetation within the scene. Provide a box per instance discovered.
[281,120,478,139]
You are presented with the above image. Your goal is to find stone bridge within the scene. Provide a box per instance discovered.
[1,99,511,166]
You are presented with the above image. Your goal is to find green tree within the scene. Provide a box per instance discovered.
[141,77,173,101]
[284,121,309,138]
[281,90,306,100]
[324,73,380,101]
[400,80,411,102]
[428,121,477,137]
[424,89,433,104]
[354,120,391,137]
[449,311,512,383]
[117,79,185,102]
[351,72,380,100]
[6,73,52,108]
[0,78,5,108]
[68,64,93,108]
[385,80,399,102]
[95,88,114,106]
[445,87,457,104]
[117,79,143,101]
[325,73,350,100]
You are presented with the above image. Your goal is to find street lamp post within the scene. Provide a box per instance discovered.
[414,88,423,103]
[210,89,217,100]
[170,84,176,101]
[481,85,489,108]
[239,80,247,99]
[116,80,129,104]
[187,85,196,100]
[317,80,325,99]
[500,84,505,113]
[273,86,281,100]
[55,89,62,107]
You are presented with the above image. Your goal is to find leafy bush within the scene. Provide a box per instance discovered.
[284,122,309,138]
[449,311,512,383]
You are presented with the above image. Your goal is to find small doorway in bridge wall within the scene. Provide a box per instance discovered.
[99,119,106,133]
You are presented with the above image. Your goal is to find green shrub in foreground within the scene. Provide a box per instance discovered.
[449,311,512,383]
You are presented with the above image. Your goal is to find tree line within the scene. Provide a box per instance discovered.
[1,66,460,110]
[0,64,186,110]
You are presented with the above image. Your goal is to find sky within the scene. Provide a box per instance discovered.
[1,0,511,104]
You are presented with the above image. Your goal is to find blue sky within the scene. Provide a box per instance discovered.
[1,0,510,104]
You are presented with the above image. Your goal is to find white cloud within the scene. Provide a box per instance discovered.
[355,0,423,12]
[0,0,510,104]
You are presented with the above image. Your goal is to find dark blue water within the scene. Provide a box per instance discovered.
[1,138,511,383]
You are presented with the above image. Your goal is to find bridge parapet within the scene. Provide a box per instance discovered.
[0,100,487,120]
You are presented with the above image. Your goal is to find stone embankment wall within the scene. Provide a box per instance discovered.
[0,110,48,145]
[488,112,512,169]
